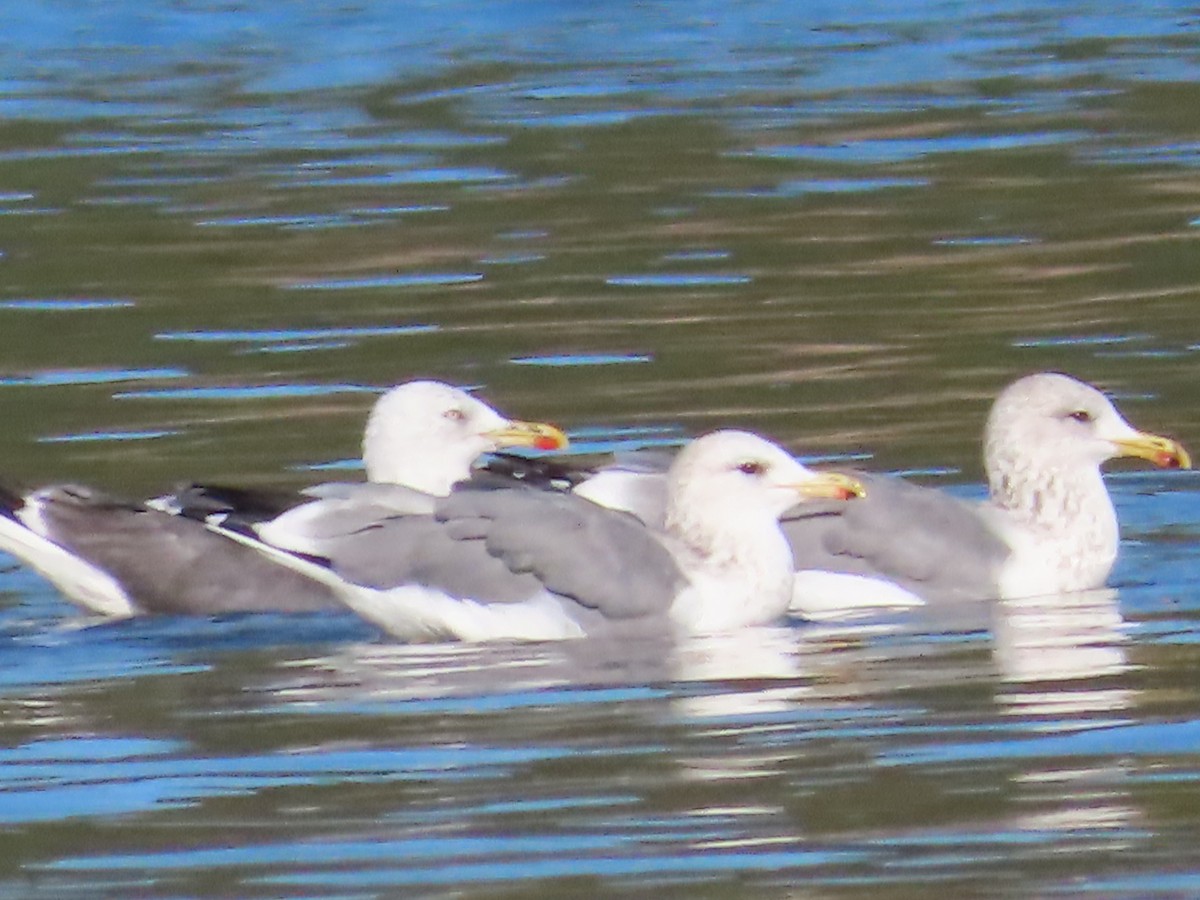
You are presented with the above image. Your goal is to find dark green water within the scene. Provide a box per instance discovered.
[2,2,1200,896]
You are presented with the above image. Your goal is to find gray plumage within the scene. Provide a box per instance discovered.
[0,484,339,616]
[540,373,1190,616]
[786,373,1189,614]
[435,485,685,620]
[219,431,863,642]
[267,480,686,637]
[152,379,568,568]
[780,472,1009,605]
[1,379,567,618]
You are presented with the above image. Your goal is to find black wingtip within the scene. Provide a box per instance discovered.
[165,482,302,524]
[479,452,595,490]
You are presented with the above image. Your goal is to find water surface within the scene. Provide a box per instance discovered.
[2,1,1200,896]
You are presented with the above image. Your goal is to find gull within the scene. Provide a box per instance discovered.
[0,381,567,617]
[159,380,568,555]
[503,373,1189,616]
[215,431,866,642]
[786,372,1189,615]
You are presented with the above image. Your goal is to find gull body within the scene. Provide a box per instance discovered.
[518,373,1189,616]
[786,373,1188,615]
[160,380,569,552]
[0,381,567,617]
[217,431,865,642]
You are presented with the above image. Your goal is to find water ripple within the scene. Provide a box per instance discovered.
[510,353,653,367]
[0,298,134,311]
[0,368,188,387]
[280,166,512,188]
[1012,334,1148,349]
[605,274,751,287]
[114,384,377,401]
[1,740,579,824]
[38,429,180,443]
[738,131,1088,165]
[709,177,929,198]
[155,325,438,343]
[286,273,483,290]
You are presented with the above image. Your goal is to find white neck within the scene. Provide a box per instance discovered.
[362,450,466,496]
[362,418,482,496]
[664,502,795,633]
[989,459,1119,593]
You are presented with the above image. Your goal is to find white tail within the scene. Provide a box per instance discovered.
[0,515,135,617]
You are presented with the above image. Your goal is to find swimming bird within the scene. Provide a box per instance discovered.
[0,482,340,617]
[786,372,1188,615]
[0,381,568,617]
[498,373,1189,615]
[213,431,866,642]
[158,379,569,546]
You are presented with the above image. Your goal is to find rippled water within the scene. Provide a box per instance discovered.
[3,1,1200,896]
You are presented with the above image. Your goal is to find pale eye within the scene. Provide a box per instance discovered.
[1067,409,1093,424]
[444,408,467,422]
[737,460,766,476]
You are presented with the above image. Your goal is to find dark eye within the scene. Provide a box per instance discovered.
[737,461,765,476]
[444,408,467,422]
[1067,409,1093,424]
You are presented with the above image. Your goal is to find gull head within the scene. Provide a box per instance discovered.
[983,372,1188,591]
[363,380,569,495]
[985,373,1189,482]
[663,430,864,631]
[665,430,864,539]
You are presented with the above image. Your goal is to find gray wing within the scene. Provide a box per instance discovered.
[252,482,438,553]
[302,513,548,603]
[436,483,684,621]
[21,485,339,614]
[782,472,1011,603]
[291,481,686,628]
[157,480,437,544]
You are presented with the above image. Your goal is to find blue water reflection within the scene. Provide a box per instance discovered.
[2,1,1200,897]
[155,325,438,343]
[0,299,135,311]
[286,273,483,290]
[0,368,188,387]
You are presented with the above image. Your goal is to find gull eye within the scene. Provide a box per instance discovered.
[737,460,766,476]
[443,408,467,422]
[1067,409,1093,424]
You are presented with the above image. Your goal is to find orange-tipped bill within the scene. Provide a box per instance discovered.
[487,420,570,452]
[1113,432,1191,470]
[795,472,867,501]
